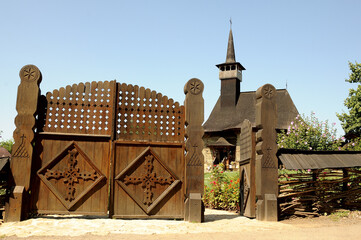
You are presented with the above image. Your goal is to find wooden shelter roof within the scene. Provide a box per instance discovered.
[203,89,299,132]
[207,137,235,147]
[0,147,10,171]
[277,149,361,170]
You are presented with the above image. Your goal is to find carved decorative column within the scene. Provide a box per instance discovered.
[255,84,278,221]
[6,64,41,222]
[183,78,204,223]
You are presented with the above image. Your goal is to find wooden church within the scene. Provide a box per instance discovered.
[202,29,299,170]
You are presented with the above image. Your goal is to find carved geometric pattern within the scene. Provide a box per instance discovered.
[115,147,180,214]
[19,64,41,83]
[43,81,114,135]
[187,149,202,166]
[23,67,36,81]
[123,155,174,206]
[37,141,105,210]
[262,84,275,99]
[262,147,276,168]
[115,83,185,142]
[185,78,204,95]
[12,134,29,158]
[44,149,98,202]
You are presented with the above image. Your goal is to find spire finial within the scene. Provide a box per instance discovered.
[230,18,232,29]
[226,22,236,63]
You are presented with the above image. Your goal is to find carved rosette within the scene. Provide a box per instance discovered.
[261,84,275,99]
[184,78,204,95]
[19,65,42,84]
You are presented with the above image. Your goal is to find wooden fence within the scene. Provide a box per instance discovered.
[278,168,361,218]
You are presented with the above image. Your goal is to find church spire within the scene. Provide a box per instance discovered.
[216,24,245,108]
[226,29,236,63]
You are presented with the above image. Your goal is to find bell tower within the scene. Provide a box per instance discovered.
[216,26,245,108]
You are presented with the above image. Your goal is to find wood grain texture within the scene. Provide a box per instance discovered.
[239,119,256,218]
[255,84,278,221]
[184,78,204,195]
[11,65,42,190]
[9,66,192,221]
[183,78,205,222]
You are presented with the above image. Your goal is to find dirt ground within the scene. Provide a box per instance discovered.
[1,209,361,240]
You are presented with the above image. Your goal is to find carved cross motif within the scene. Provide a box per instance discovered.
[44,149,98,201]
[123,154,174,206]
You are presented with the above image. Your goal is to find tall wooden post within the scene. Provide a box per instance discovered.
[255,84,278,221]
[5,65,41,222]
[184,78,204,222]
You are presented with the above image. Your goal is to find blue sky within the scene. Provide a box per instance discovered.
[1,0,361,140]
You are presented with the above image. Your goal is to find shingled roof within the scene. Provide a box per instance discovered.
[203,89,299,132]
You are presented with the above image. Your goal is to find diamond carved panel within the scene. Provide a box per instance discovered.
[37,141,105,210]
[115,147,181,214]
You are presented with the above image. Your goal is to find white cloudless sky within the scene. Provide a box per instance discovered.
[1,0,361,140]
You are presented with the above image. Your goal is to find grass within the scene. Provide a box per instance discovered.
[204,170,239,188]
[329,210,350,221]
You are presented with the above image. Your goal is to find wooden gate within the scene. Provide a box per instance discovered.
[239,119,256,218]
[7,65,204,221]
[111,83,185,218]
[238,84,279,221]
[31,80,116,216]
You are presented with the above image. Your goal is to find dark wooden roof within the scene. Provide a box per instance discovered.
[0,147,10,158]
[0,147,11,171]
[207,137,235,147]
[277,149,361,170]
[203,89,299,132]
[0,157,9,172]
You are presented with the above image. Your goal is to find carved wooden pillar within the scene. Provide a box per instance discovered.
[183,78,204,222]
[6,64,41,222]
[255,84,278,221]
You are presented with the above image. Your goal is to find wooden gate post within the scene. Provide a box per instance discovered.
[184,78,204,222]
[5,65,41,222]
[255,84,278,221]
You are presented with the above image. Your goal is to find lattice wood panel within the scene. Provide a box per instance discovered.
[43,81,115,135]
[115,83,185,142]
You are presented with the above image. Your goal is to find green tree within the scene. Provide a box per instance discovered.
[337,61,361,137]
[0,131,14,153]
[277,112,342,151]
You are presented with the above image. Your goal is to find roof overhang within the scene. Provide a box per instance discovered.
[277,149,361,170]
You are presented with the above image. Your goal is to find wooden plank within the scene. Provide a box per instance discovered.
[112,215,183,219]
[39,132,111,138]
[114,140,183,146]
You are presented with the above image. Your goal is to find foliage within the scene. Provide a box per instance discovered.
[277,112,342,151]
[341,137,361,151]
[337,61,361,137]
[203,164,240,211]
[0,131,14,153]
